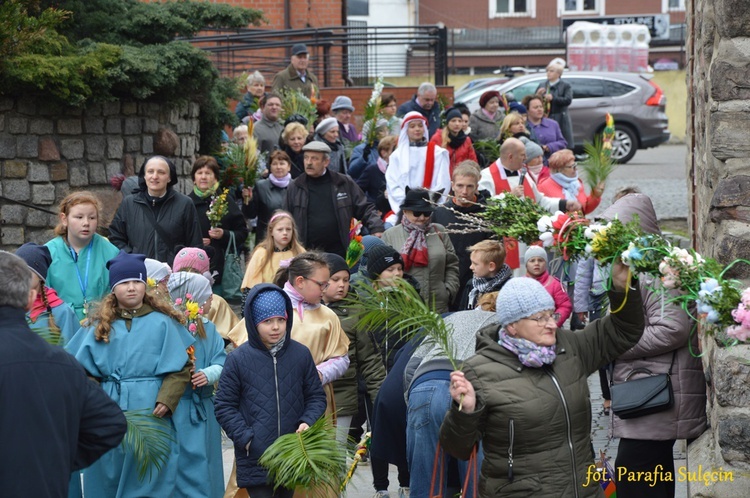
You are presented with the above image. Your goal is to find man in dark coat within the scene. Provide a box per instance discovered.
[0,251,127,498]
[284,141,384,258]
[397,82,442,137]
[109,155,204,264]
[271,44,320,98]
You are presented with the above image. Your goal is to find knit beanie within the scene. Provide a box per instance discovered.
[145,258,172,283]
[356,235,386,272]
[173,247,211,275]
[509,101,527,115]
[324,253,350,276]
[367,245,403,277]
[316,117,338,136]
[445,107,463,124]
[495,277,555,326]
[107,252,147,290]
[250,289,288,327]
[479,90,501,109]
[15,243,52,282]
[524,140,544,163]
[167,272,212,306]
[524,245,548,264]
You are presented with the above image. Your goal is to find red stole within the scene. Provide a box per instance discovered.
[422,142,437,188]
[488,162,535,270]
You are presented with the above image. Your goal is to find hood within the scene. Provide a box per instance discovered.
[598,193,660,235]
[137,155,179,191]
[243,283,294,353]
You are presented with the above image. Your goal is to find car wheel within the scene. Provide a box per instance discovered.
[611,125,637,164]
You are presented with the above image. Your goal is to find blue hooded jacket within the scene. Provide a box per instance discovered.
[214,283,327,488]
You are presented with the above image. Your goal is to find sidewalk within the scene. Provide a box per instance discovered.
[221,373,687,498]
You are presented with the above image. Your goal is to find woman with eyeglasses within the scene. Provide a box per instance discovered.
[441,264,646,498]
[537,149,604,215]
[382,188,460,314]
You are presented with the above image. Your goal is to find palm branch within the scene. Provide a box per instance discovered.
[473,138,501,165]
[259,416,347,497]
[30,324,63,346]
[580,135,617,192]
[122,409,176,482]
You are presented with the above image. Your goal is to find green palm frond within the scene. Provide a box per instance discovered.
[346,279,459,370]
[580,135,617,191]
[122,409,176,482]
[259,416,347,496]
[473,138,501,164]
[29,325,63,346]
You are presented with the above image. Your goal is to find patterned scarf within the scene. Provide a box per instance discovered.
[468,264,513,308]
[283,281,321,322]
[498,328,557,368]
[550,172,581,201]
[400,216,431,271]
[269,335,286,356]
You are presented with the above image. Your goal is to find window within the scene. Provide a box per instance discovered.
[509,80,544,102]
[490,0,535,18]
[559,0,602,15]
[604,80,637,97]
[567,78,605,99]
[662,0,685,11]
[348,0,368,16]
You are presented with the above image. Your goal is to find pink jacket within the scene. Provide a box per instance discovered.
[537,177,601,214]
[528,270,572,327]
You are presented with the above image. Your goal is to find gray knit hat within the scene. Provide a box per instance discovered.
[495,277,555,326]
[524,140,544,163]
[524,245,547,264]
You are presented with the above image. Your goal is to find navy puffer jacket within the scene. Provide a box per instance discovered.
[214,284,327,488]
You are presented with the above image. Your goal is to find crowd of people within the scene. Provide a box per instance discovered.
[2,51,705,498]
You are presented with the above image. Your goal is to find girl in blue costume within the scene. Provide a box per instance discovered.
[15,242,79,344]
[46,191,120,321]
[168,272,227,498]
[66,252,195,498]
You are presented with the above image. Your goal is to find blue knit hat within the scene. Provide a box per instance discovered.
[250,289,288,327]
[509,101,527,115]
[496,277,555,326]
[107,251,147,290]
[15,243,52,282]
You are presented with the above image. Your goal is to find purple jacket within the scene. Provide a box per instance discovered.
[529,118,568,154]
[338,121,361,143]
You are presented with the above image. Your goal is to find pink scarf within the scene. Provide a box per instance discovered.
[400,216,431,271]
[377,157,388,174]
[283,281,320,322]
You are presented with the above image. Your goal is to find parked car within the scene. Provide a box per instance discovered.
[454,77,510,103]
[455,72,670,163]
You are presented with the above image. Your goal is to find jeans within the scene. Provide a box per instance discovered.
[406,378,481,498]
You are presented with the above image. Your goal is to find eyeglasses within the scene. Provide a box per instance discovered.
[564,163,578,170]
[523,313,561,326]
[411,211,432,218]
[304,277,330,291]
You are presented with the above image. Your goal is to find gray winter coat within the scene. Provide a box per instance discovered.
[599,193,707,441]
[382,223,460,314]
[469,108,504,142]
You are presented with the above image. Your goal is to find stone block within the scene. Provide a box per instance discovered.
[175,120,190,134]
[189,102,200,118]
[0,227,24,246]
[143,118,159,134]
[8,117,28,134]
[85,103,102,116]
[55,183,70,204]
[718,414,750,464]
[124,137,140,153]
[17,99,36,115]
[69,164,89,187]
[58,118,83,135]
[28,162,50,182]
[27,229,55,245]
[0,98,14,112]
[86,136,106,161]
[106,118,122,134]
[26,209,55,227]
[714,0,750,39]
[50,162,68,182]
[0,137,15,158]
[3,179,30,201]
[714,346,750,407]
[102,101,120,116]
[716,224,750,279]
[0,114,4,132]
[123,154,135,176]
[3,160,27,178]
[122,102,138,115]
[124,117,142,135]
[17,136,38,158]
[140,102,161,116]
[38,102,62,116]
[106,161,122,179]
[39,137,60,161]
[32,184,56,205]
[60,139,84,159]
[1,204,27,224]
[84,117,105,134]
[709,112,750,160]
[88,162,108,185]
[108,137,124,159]
[142,136,154,154]
[29,118,53,135]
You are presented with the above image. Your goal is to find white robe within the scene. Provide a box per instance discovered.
[385,144,451,214]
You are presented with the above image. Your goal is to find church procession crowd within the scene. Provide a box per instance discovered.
[1,46,706,498]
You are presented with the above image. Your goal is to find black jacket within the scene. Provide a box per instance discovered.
[242,178,288,242]
[0,306,126,497]
[397,95,442,137]
[284,170,384,253]
[190,191,249,284]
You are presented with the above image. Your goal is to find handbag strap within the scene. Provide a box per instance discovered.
[429,442,445,498]
[225,231,237,258]
[461,445,479,498]
[609,350,677,386]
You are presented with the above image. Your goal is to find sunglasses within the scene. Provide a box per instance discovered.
[411,211,432,218]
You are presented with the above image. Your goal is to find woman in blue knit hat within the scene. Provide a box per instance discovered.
[66,251,195,497]
[440,263,646,498]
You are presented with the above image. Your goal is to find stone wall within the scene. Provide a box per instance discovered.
[0,99,200,250]
[687,0,750,495]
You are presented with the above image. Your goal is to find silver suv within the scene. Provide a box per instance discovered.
[456,71,670,163]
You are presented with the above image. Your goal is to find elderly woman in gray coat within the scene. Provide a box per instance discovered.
[599,193,707,498]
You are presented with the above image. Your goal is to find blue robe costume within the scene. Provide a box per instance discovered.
[46,235,120,321]
[172,318,227,498]
[26,300,80,345]
[66,309,194,498]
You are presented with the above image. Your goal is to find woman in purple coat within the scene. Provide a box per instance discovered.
[523,95,568,161]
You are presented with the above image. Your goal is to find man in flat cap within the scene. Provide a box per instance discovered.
[272,43,320,98]
[284,142,384,257]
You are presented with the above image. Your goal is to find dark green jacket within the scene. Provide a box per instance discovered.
[439,285,645,498]
[328,299,386,416]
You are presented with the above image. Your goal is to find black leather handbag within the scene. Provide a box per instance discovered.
[610,351,676,420]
